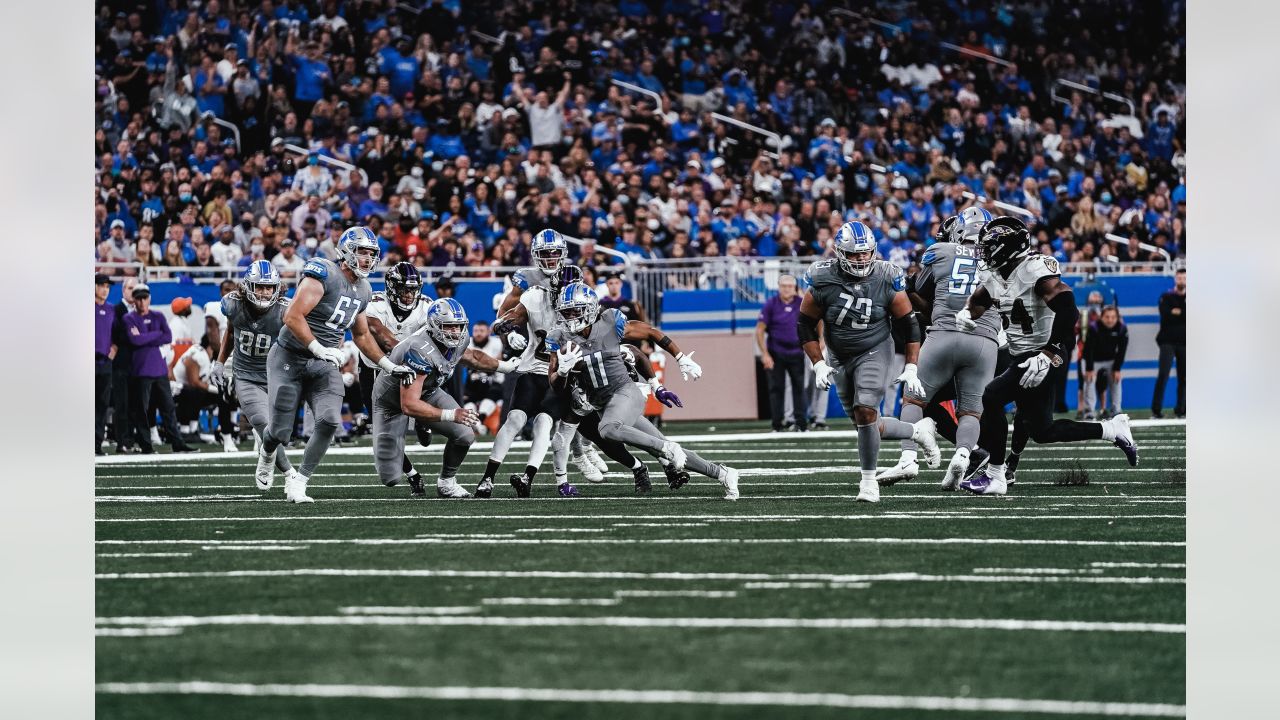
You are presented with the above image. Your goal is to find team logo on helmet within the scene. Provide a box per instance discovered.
[241,260,282,309]
[833,221,877,277]
[337,226,380,278]
[424,297,469,349]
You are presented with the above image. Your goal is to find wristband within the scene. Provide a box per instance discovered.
[308,340,328,357]
[439,408,456,422]
[674,352,686,361]
[377,356,398,373]
[648,376,662,389]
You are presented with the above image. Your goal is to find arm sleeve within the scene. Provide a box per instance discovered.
[797,311,820,345]
[1045,289,1079,360]
[894,312,922,344]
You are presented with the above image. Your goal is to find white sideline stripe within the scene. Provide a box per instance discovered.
[92,420,1187,465]
[94,614,1184,634]
[415,533,517,539]
[612,522,710,527]
[339,606,480,616]
[97,552,193,558]
[91,492,1188,504]
[94,568,1185,586]
[744,582,871,590]
[1091,562,1186,569]
[94,479,1185,491]
[481,597,622,607]
[95,627,185,638]
[973,568,1104,576]
[514,527,609,533]
[92,681,1188,716]
[615,590,738,598]
[96,536,1185,548]
[201,545,307,551]
[96,513,1187,524]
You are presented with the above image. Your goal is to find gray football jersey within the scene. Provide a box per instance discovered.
[916,242,1000,342]
[278,257,373,352]
[804,259,905,359]
[511,266,557,293]
[546,308,631,406]
[222,292,290,384]
[373,329,472,411]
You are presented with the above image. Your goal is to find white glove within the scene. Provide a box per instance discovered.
[507,332,527,351]
[556,341,583,372]
[309,340,346,369]
[209,361,226,390]
[439,407,479,425]
[379,356,418,386]
[675,350,702,381]
[996,328,1009,348]
[895,363,925,398]
[812,360,836,391]
[341,371,356,387]
[1017,352,1054,388]
[955,308,977,332]
[497,358,518,374]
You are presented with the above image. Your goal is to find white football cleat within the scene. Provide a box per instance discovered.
[572,451,605,483]
[255,445,275,491]
[856,476,880,503]
[718,466,740,501]
[283,469,314,503]
[436,477,472,499]
[221,434,238,453]
[940,447,971,491]
[912,417,942,468]
[150,427,163,447]
[875,455,919,486]
[585,446,609,473]
[661,441,687,471]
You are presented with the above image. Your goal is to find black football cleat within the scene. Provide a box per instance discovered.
[475,478,494,499]
[664,464,690,491]
[415,423,433,448]
[963,446,991,484]
[407,475,427,498]
[510,473,531,498]
[633,464,652,495]
[1004,451,1020,486]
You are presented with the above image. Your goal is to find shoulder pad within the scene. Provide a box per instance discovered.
[403,348,433,374]
[219,293,239,317]
[1021,254,1061,280]
[613,309,627,340]
[511,269,531,290]
[803,259,836,286]
[887,264,906,292]
[302,258,330,280]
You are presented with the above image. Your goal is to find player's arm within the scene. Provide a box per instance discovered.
[182,355,209,391]
[964,285,994,318]
[366,316,399,354]
[497,284,525,315]
[624,319,702,380]
[1034,276,1078,363]
[283,276,325,350]
[906,267,935,316]
[399,373,477,424]
[461,347,516,374]
[798,290,837,390]
[351,312,418,380]
[889,291,922,365]
[491,302,529,334]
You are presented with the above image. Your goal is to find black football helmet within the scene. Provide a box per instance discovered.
[935,215,961,245]
[976,216,1032,272]
[385,262,424,312]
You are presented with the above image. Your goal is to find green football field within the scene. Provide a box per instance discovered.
[95,419,1186,719]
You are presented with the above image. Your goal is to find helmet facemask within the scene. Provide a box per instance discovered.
[837,247,875,277]
[243,279,281,309]
[348,246,378,278]
[431,319,468,348]
[534,246,565,276]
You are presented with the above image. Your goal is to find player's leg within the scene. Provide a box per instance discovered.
[962,360,1023,495]
[942,335,997,490]
[237,377,293,474]
[482,373,536,487]
[422,389,475,498]
[1021,376,1137,463]
[596,382,693,476]
[371,403,410,488]
[288,361,345,501]
[881,336,948,485]
[354,364,376,434]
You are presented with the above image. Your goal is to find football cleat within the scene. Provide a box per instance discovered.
[509,473,532,499]
[283,469,314,503]
[415,422,433,448]
[940,447,970,491]
[585,446,609,473]
[959,468,1007,496]
[436,478,472,499]
[855,475,880,503]
[557,481,580,498]
[811,421,829,431]
[718,466,740,501]
[1005,451,1020,486]
[572,451,605,483]
[964,446,991,484]
[876,455,919,486]
[221,434,238,453]
[661,441,687,471]
[633,464,652,494]
[255,445,275,491]
[1109,414,1139,466]
[474,477,494,499]
[664,463,690,490]
[911,417,941,468]
[407,474,426,498]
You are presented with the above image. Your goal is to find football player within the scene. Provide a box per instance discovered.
[257,226,418,503]
[546,282,739,500]
[372,299,517,497]
[798,221,940,503]
[211,261,295,475]
[356,261,433,486]
[955,216,1139,496]
[879,207,1001,489]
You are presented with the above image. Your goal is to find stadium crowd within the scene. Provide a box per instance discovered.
[94,0,1186,282]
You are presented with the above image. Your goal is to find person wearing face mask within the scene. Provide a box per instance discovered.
[237,238,268,270]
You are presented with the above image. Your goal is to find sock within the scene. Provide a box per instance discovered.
[524,464,539,482]
[899,403,924,450]
[555,473,568,485]
[856,423,880,473]
[877,417,915,440]
[988,464,1006,482]
[956,415,981,451]
[1100,419,1116,441]
[483,459,501,482]
[860,470,876,485]
[632,458,644,470]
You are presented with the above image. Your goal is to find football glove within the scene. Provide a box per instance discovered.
[675,351,702,381]
[556,341,583,372]
[378,356,417,386]
[955,308,977,331]
[309,340,346,369]
[506,332,528,351]
[812,360,836,391]
[439,407,480,426]
[895,363,925,398]
[209,361,226,390]
[1018,352,1053,388]
[654,385,683,408]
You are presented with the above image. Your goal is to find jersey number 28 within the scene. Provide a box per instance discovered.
[835,293,873,329]
[237,330,272,357]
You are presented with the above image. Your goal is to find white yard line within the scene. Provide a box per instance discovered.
[95,627,185,638]
[972,568,1105,575]
[96,536,1185,548]
[94,613,1185,634]
[92,681,1187,716]
[480,597,622,607]
[614,590,738,598]
[200,545,308,551]
[91,492,1187,504]
[338,606,480,616]
[96,513,1187,524]
[97,552,194,558]
[1091,562,1186,569]
[743,582,871,590]
[94,568,1186,586]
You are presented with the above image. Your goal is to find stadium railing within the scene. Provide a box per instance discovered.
[284,144,370,186]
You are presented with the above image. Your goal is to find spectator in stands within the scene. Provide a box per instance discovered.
[756,275,807,433]
[271,237,305,279]
[121,284,196,454]
[1083,306,1129,420]
[1152,268,1186,418]
[598,274,647,323]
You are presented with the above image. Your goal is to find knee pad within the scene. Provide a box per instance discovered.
[504,409,528,432]
[531,413,554,436]
[852,405,879,425]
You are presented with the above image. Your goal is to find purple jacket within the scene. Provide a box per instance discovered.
[95,301,115,360]
[123,310,172,378]
[758,294,804,357]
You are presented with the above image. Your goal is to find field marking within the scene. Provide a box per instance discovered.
[338,606,480,616]
[513,527,610,533]
[92,420,1186,465]
[92,681,1187,716]
[94,568,1186,586]
[97,536,1185,548]
[200,545,308,551]
[91,492,1188,505]
[93,480,1187,491]
[96,552,194,558]
[94,613,1185,634]
[95,513,1188,524]
[95,627,185,638]
[743,582,870,590]
[973,568,1105,576]
[614,590,739,598]
[481,597,622,607]
[1091,562,1186,569]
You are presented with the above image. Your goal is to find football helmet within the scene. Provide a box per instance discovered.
[241,260,282,309]
[531,229,568,276]
[556,281,600,333]
[424,298,469,348]
[935,215,961,245]
[384,262,423,312]
[336,226,380,278]
[832,220,877,277]
[960,206,993,244]
[976,216,1032,271]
